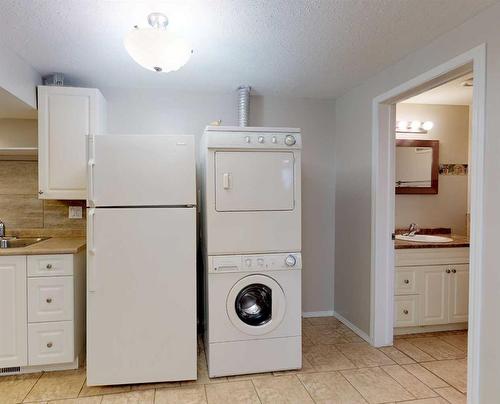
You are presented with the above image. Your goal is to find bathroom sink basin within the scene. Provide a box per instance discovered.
[0,237,49,249]
[395,234,453,243]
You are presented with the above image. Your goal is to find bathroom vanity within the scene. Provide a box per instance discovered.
[394,237,469,334]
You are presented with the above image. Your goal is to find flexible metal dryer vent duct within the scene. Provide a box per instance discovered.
[237,85,251,127]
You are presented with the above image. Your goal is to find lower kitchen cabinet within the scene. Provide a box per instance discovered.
[0,252,85,374]
[394,248,469,329]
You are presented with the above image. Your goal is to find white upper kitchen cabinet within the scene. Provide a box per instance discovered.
[0,256,27,368]
[38,86,106,199]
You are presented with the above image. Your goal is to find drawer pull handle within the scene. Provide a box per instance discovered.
[47,342,53,348]
[446,269,451,274]
[451,269,457,273]
[403,309,409,315]
[403,279,409,284]
[46,264,53,269]
[46,298,52,304]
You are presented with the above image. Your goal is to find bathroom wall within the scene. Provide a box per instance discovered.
[102,88,336,315]
[395,103,469,234]
[0,119,86,237]
[334,2,500,399]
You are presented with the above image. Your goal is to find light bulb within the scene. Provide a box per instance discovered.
[410,121,421,131]
[422,121,434,131]
[397,121,408,131]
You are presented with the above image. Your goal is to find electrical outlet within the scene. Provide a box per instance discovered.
[68,206,83,219]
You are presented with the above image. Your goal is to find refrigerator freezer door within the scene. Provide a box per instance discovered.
[89,134,196,207]
[87,207,196,385]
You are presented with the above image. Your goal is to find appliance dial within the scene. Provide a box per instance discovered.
[285,135,296,146]
[244,136,251,143]
[244,258,252,267]
[271,136,277,143]
[258,136,265,143]
[285,255,296,267]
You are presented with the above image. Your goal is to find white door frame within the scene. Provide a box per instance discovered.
[371,44,485,403]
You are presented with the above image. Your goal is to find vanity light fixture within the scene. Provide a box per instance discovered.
[396,120,434,134]
[124,12,193,73]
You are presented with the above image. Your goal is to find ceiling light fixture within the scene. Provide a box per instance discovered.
[396,120,434,134]
[124,12,193,73]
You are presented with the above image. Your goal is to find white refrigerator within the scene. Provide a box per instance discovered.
[86,134,197,386]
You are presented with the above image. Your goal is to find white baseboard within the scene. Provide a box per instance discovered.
[333,311,373,345]
[302,310,334,318]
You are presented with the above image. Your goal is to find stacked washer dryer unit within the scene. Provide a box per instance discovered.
[200,126,302,377]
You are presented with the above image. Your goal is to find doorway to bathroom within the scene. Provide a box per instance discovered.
[371,45,485,402]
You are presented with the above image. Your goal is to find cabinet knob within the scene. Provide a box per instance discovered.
[403,279,409,284]
[451,269,457,273]
[46,264,53,269]
[47,342,53,348]
[403,309,409,315]
[446,269,451,274]
[46,298,52,304]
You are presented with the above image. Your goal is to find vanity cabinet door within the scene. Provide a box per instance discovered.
[0,256,27,368]
[448,264,469,323]
[419,266,449,325]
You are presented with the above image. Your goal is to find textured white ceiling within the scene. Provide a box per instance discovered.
[403,74,473,105]
[0,0,497,98]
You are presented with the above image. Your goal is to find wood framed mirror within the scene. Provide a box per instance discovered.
[395,139,439,194]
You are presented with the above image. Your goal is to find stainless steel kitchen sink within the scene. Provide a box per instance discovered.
[0,237,49,249]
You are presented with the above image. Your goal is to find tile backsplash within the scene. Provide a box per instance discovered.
[0,161,85,237]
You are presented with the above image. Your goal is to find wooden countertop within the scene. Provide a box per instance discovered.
[0,237,86,256]
[395,234,469,249]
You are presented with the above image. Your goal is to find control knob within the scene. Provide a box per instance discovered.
[244,136,251,143]
[258,136,265,143]
[284,135,296,146]
[285,255,296,267]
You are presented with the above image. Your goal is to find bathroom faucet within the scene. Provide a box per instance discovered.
[0,220,4,237]
[404,223,419,236]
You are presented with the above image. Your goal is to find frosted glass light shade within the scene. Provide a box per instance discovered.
[124,27,192,73]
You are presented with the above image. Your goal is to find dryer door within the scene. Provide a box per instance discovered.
[226,274,286,336]
[215,151,295,212]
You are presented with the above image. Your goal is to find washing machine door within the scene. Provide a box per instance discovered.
[227,274,286,336]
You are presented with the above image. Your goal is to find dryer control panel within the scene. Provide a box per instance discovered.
[209,253,302,273]
[205,130,302,150]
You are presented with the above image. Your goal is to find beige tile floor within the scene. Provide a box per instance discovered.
[0,317,468,404]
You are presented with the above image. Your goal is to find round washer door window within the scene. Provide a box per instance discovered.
[227,274,286,336]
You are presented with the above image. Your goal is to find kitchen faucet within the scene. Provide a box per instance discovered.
[404,223,419,236]
[0,220,4,237]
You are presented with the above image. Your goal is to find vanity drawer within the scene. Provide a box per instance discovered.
[28,277,74,323]
[27,254,73,277]
[395,268,418,295]
[28,321,74,365]
[394,295,419,327]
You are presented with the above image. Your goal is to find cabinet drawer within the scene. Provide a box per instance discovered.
[28,277,74,323]
[395,268,417,295]
[394,295,419,327]
[28,255,73,277]
[28,321,74,365]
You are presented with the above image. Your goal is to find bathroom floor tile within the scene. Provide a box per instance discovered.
[48,397,104,403]
[303,344,356,372]
[394,340,435,362]
[205,380,260,404]
[402,364,449,389]
[421,359,467,393]
[79,382,131,397]
[252,375,314,403]
[273,355,316,375]
[100,389,154,403]
[434,386,467,404]
[303,325,350,345]
[24,369,86,402]
[378,346,415,364]
[437,334,468,351]
[405,337,466,360]
[380,365,437,399]
[298,371,367,403]
[340,367,415,403]
[336,342,395,368]
[154,385,207,404]
[0,373,41,404]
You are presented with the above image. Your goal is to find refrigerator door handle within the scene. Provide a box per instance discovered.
[88,208,97,292]
[88,159,96,206]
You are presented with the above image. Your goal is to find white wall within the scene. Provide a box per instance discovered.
[0,41,41,108]
[102,88,335,314]
[395,104,469,234]
[334,3,500,401]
